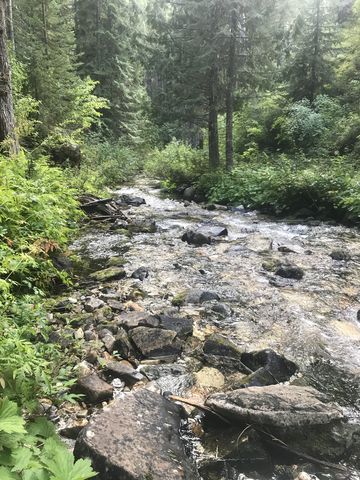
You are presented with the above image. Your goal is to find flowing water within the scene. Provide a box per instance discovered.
[71,178,360,479]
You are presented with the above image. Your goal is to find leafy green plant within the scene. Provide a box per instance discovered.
[0,398,96,480]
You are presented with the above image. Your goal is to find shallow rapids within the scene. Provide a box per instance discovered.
[71,178,360,479]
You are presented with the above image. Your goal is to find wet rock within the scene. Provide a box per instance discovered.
[128,219,157,234]
[205,385,344,427]
[199,428,271,479]
[198,226,228,238]
[76,374,113,404]
[140,363,188,381]
[113,327,134,359]
[275,264,304,280]
[74,389,198,480]
[105,361,144,386]
[262,258,282,272]
[182,230,211,246]
[84,297,105,312]
[50,251,73,273]
[203,334,243,360]
[183,186,196,201]
[158,315,193,339]
[118,194,146,207]
[106,256,127,268]
[117,311,159,330]
[200,291,220,303]
[130,327,183,359]
[330,249,351,261]
[109,219,129,231]
[131,267,149,281]
[211,303,232,317]
[90,267,126,282]
[239,367,279,387]
[241,349,298,383]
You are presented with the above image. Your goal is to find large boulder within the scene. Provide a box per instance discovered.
[129,326,183,359]
[74,390,198,480]
[117,194,146,207]
[205,385,344,428]
[50,142,82,168]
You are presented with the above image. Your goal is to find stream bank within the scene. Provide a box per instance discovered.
[47,178,360,479]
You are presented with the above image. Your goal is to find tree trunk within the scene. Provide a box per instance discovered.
[208,64,220,170]
[41,0,49,55]
[225,6,237,172]
[0,0,18,154]
[6,0,14,50]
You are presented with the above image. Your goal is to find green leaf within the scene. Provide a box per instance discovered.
[0,399,26,435]
[42,440,96,480]
[23,467,49,480]
[11,446,33,472]
[28,418,56,439]
[0,466,20,480]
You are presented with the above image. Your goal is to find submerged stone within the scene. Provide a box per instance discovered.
[90,267,126,282]
[275,264,304,280]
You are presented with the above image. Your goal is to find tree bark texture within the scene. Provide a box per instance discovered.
[0,0,18,154]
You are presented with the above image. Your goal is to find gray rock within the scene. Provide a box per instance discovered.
[128,219,157,234]
[105,361,144,386]
[116,311,159,330]
[84,297,104,313]
[183,186,196,201]
[200,291,220,303]
[117,194,146,207]
[113,327,134,359]
[74,390,198,480]
[106,299,123,311]
[275,264,304,280]
[205,385,344,428]
[76,374,113,404]
[181,230,211,246]
[203,334,243,360]
[130,327,183,359]
[101,334,116,354]
[84,330,96,342]
[241,349,298,384]
[158,315,193,339]
[198,226,228,238]
[330,249,351,261]
[212,303,232,317]
[131,267,149,281]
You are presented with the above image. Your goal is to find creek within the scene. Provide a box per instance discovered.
[69,178,360,479]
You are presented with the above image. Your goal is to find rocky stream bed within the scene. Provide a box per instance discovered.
[46,179,360,480]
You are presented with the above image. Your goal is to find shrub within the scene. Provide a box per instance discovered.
[145,140,208,187]
[0,397,96,479]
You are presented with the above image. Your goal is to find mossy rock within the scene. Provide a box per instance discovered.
[262,258,282,272]
[90,267,126,282]
[106,256,128,268]
[171,291,187,307]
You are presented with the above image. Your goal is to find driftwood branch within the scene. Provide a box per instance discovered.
[169,396,349,474]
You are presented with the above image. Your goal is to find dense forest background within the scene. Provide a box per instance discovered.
[1,1,360,475]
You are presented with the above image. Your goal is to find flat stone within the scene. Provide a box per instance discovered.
[74,390,198,480]
[116,311,159,330]
[84,297,105,313]
[158,315,193,339]
[106,361,144,385]
[206,385,344,428]
[76,374,113,404]
[195,367,225,389]
[106,299,123,311]
[130,327,183,359]
[203,334,243,359]
[199,291,220,303]
[198,226,228,238]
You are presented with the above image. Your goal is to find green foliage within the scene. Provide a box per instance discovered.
[0,154,81,299]
[145,141,208,187]
[71,137,146,192]
[0,398,96,480]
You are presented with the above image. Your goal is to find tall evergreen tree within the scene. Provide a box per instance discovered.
[286,0,338,101]
[75,0,148,140]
